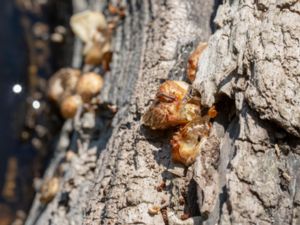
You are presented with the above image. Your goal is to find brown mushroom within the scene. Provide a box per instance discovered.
[76,72,104,102]
[60,95,82,119]
[142,80,201,130]
[47,68,81,103]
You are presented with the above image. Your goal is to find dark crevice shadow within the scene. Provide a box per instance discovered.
[210,0,223,33]
[200,95,238,224]
[214,94,237,137]
[186,179,201,217]
[217,185,230,224]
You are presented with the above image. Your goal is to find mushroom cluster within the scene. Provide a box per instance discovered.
[48,68,103,118]
[142,42,214,166]
[70,10,112,68]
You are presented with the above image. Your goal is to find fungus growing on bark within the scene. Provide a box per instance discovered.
[187,42,207,82]
[108,4,126,18]
[207,105,218,119]
[70,10,107,44]
[70,10,112,67]
[48,69,104,118]
[170,118,210,166]
[142,80,201,130]
[47,68,81,103]
[60,95,83,119]
[143,80,218,166]
[40,177,59,204]
[170,105,218,166]
[76,72,104,102]
[84,39,111,66]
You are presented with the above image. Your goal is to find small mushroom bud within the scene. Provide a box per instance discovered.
[84,40,111,66]
[71,10,112,66]
[70,10,107,44]
[60,95,82,119]
[76,72,104,102]
[48,68,81,103]
[187,42,208,82]
[40,177,59,204]
[142,80,201,130]
[171,118,211,166]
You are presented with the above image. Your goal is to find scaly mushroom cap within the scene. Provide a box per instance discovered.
[156,80,189,102]
[76,72,104,102]
[171,118,210,166]
[71,11,112,66]
[142,102,200,130]
[142,80,200,130]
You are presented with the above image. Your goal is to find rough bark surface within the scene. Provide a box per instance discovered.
[25,0,300,225]
[193,0,300,224]
[26,0,215,224]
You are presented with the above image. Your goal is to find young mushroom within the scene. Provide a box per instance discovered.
[70,10,112,67]
[40,177,59,204]
[171,118,210,166]
[171,106,217,166]
[70,10,107,44]
[142,80,201,130]
[60,95,83,119]
[76,72,104,102]
[84,39,111,66]
[142,79,220,166]
[47,68,81,103]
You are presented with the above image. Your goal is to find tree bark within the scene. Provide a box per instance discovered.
[193,0,300,224]
[25,0,300,225]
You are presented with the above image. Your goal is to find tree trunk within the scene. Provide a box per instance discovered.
[25,0,300,225]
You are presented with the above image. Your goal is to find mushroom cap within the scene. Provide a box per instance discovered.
[60,95,82,118]
[85,40,112,65]
[156,80,189,102]
[142,80,200,130]
[76,72,104,102]
[40,177,59,204]
[70,10,107,43]
[48,68,81,103]
[171,119,210,166]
